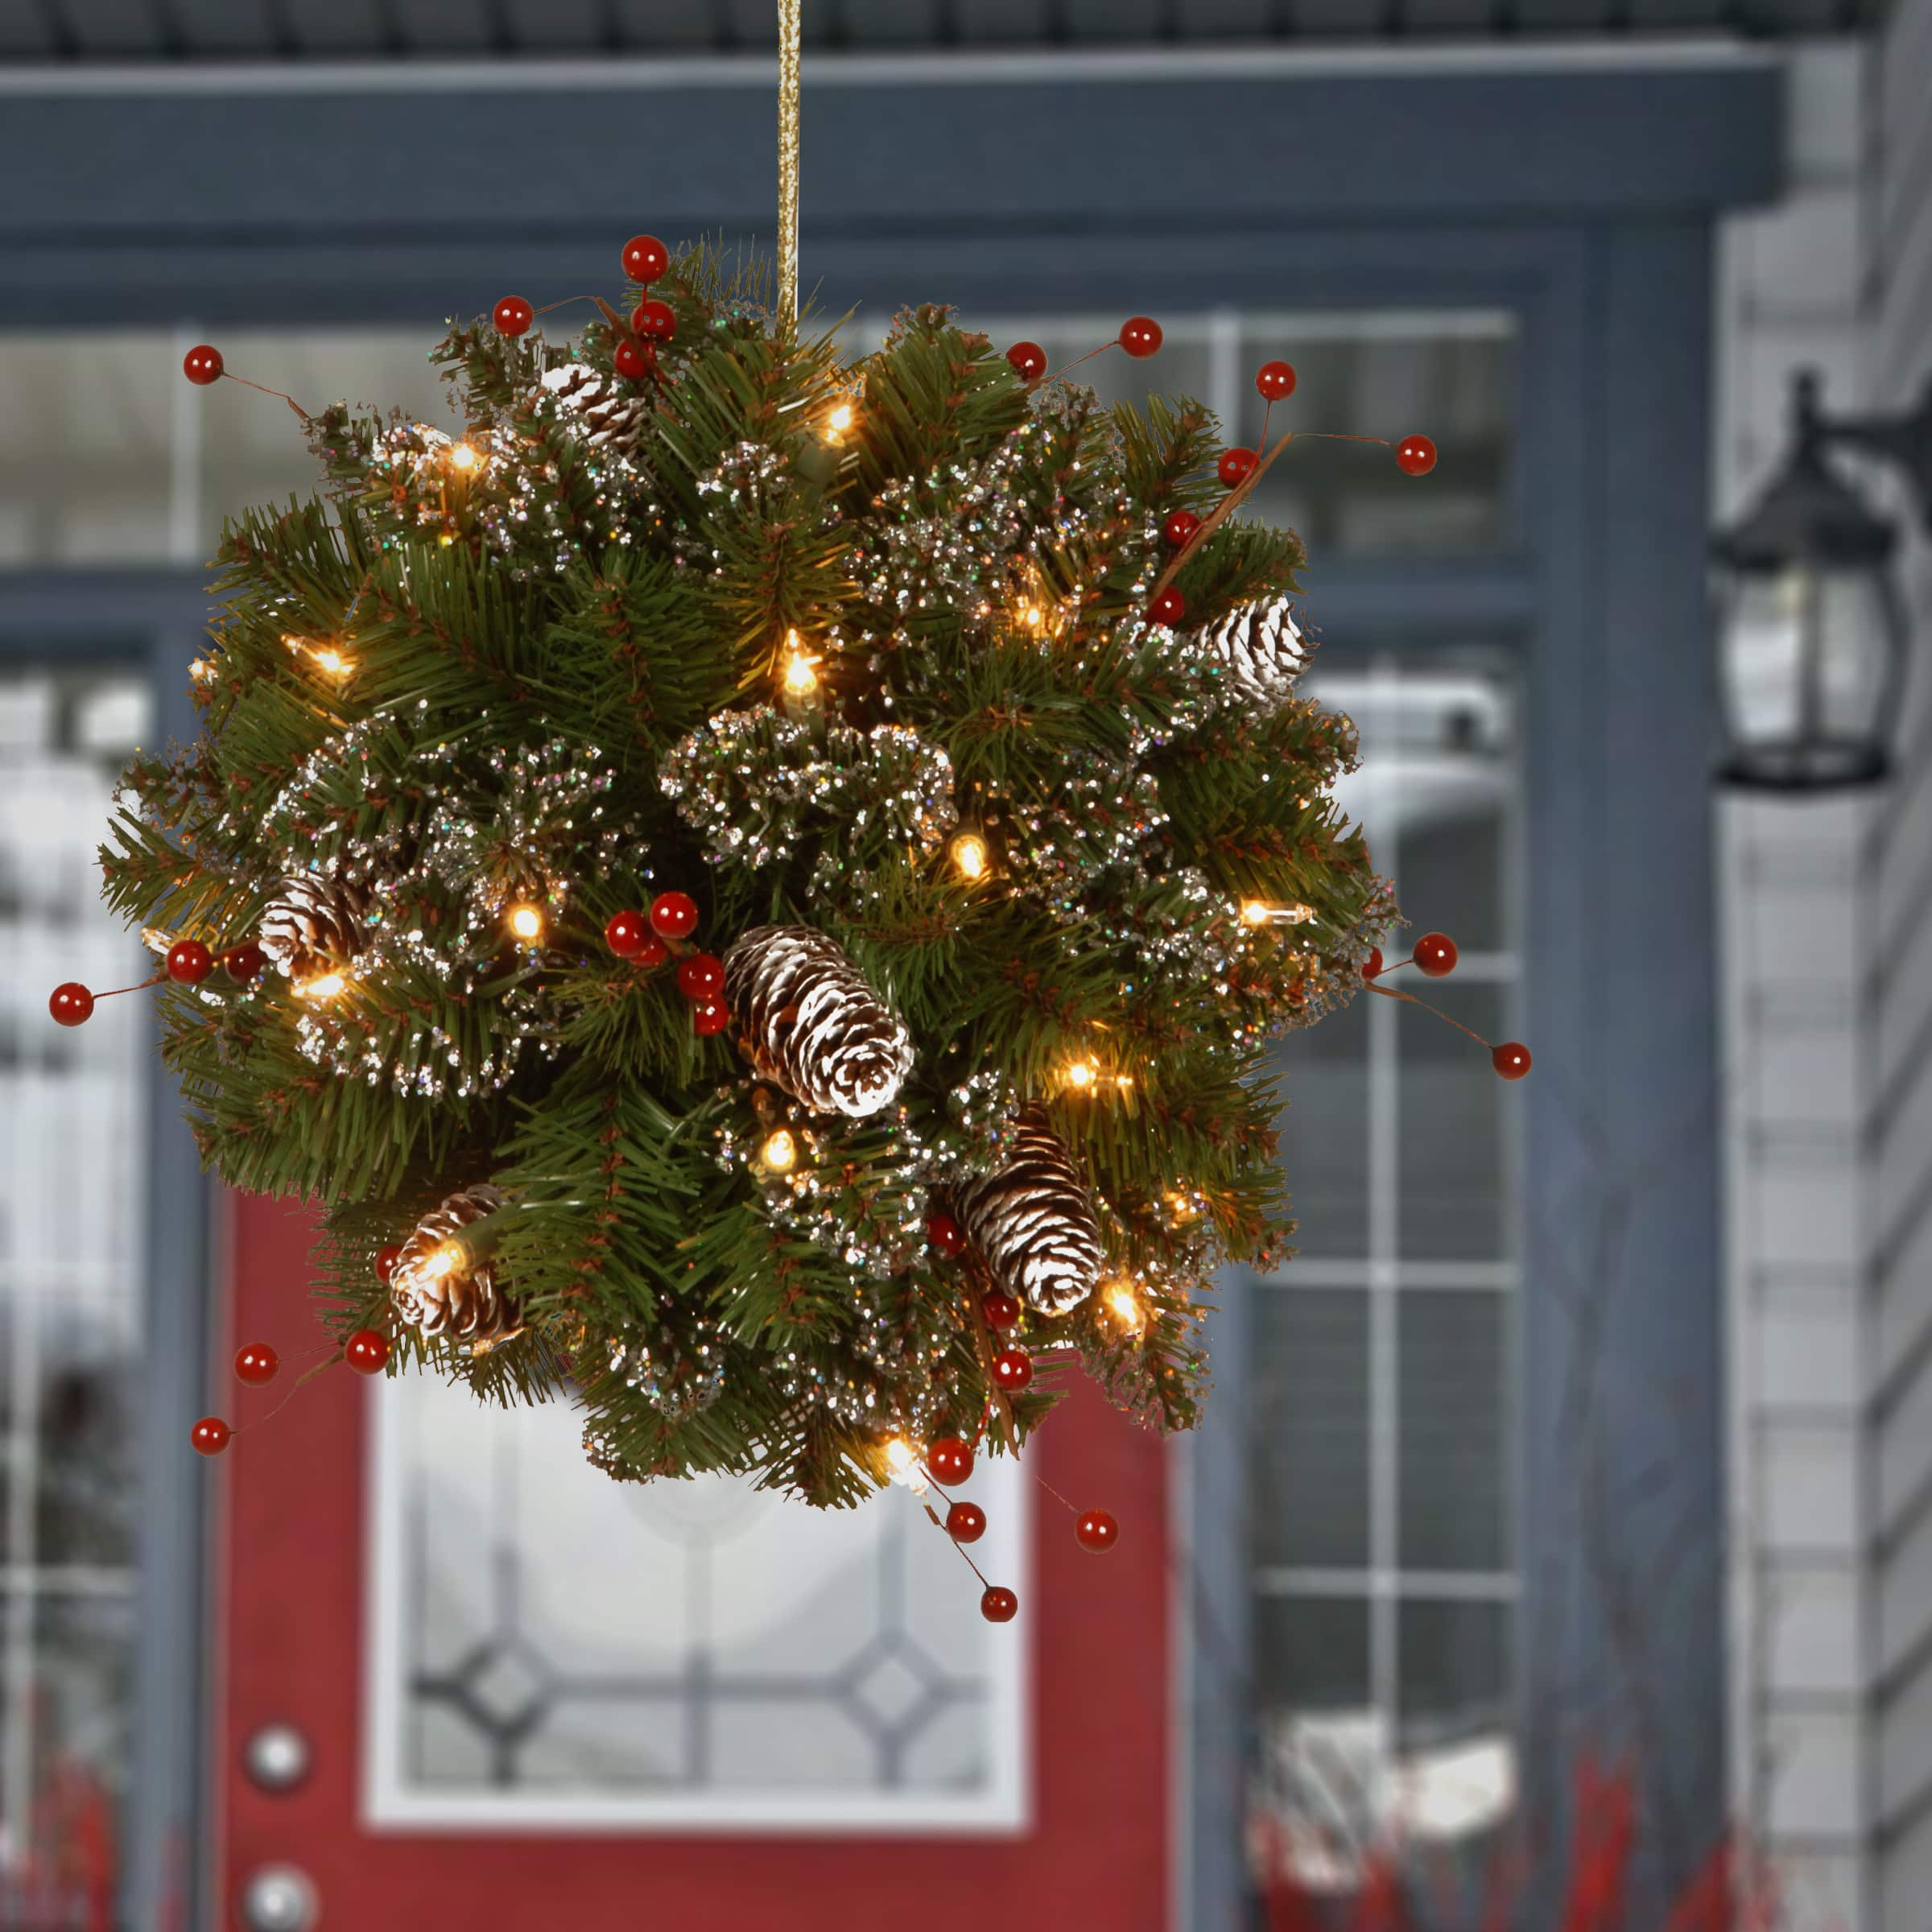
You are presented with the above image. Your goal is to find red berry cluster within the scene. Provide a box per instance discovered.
[606,891,728,1035]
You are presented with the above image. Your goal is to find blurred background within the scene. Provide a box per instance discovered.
[0,5,1926,1930]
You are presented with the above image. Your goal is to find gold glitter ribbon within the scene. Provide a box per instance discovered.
[778,0,802,328]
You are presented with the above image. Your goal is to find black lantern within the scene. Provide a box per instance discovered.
[1711,369,1932,791]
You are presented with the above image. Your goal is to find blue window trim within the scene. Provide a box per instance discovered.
[0,46,1777,1932]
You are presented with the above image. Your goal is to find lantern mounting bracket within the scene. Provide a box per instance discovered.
[1795,367,1932,533]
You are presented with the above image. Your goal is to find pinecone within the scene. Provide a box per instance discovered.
[1199,596,1309,709]
[258,872,371,980]
[724,925,914,1119]
[539,362,649,459]
[954,1107,1104,1315]
[389,1183,522,1347]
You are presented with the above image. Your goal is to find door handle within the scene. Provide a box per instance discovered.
[240,1863,320,1931]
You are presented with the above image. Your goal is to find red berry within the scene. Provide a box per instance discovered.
[675,953,724,1002]
[166,939,213,985]
[613,337,653,381]
[1005,341,1047,384]
[605,910,650,958]
[1397,434,1438,477]
[1492,1041,1533,1081]
[1075,1509,1120,1554]
[1361,947,1384,980]
[374,1245,402,1284]
[980,1585,1019,1623]
[621,233,670,283]
[692,997,731,1038]
[493,296,535,337]
[650,891,700,941]
[928,1436,974,1485]
[1147,587,1186,628]
[993,1348,1034,1393]
[1414,931,1458,977]
[981,1291,1021,1331]
[191,1416,232,1456]
[1119,316,1163,359]
[1218,446,1258,489]
[926,1210,967,1259]
[48,983,95,1027]
[631,298,677,344]
[947,1501,987,1545]
[182,345,224,386]
[234,1343,279,1387]
[223,943,266,984]
[1162,509,1202,550]
[1255,359,1298,402]
[345,1329,390,1376]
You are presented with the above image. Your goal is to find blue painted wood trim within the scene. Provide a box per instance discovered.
[0,60,1781,325]
[0,591,213,1932]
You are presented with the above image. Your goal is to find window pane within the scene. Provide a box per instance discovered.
[1398,1600,1511,1736]
[1254,1593,1371,1713]
[1251,1290,1370,1570]
[1398,1292,1509,1571]
[1397,982,1508,1262]
[1264,990,1370,1260]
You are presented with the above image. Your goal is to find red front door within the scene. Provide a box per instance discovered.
[213,1191,1174,1931]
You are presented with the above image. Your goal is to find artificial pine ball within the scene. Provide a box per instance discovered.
[493,296,535,337]
[1119,316,1163,359]
[1005,341,1047,384]
[1397,434,1438,477]
[691,997,730,1038]
[1492,1041,1533,1081]
[992,1348,1034,1393]
[182,345,224,386]
[191,1416,233,1456]
[1361,947,1384,980]
[1255,360,1298,401]
[345,1329,390,1376]
[926,1209,967,1258]
[947,1501,987,1544]
[980,1585,1019,1623]
[1414,931,1458,977]
[928,1436,974,1485]
[675,953,724,1002]
[1162,509,1202,549]
[980,1290,1021,1331]
[621,233,670,282]
[1219,446,1258,489]
[234,1343,279,1386]
[650,891,700,941]
[48,983,95,1027]
[1075,1509,1120,1553]
[1147,588,1186,628]
[613,338,654,382]
[223,942,266,984]
[631,299,677,344]
[166,939,213,985]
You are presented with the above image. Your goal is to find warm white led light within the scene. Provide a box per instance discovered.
[296,971,346,1001]
[1104,1281,1146,1332]
[1064,1059,1099,1092]
[507,902,545,942]
[449,442,481,471]
[762,1129,800,1173]
[951,832,989,881]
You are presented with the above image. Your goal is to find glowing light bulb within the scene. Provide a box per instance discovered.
[189,657,213,682]
[1104,1281,1146,1333]
[449,442,480,471]
[951,832,989,881]
[1019,601,1042,630]
[762,1129,799,1173]
[296,971,346,1001]
[507,902,545,943]
[827,402,854,440]
[1241,900,1271,927]
[780,630,819,696]
[1065,1059,1099,1092]
[1114,1073,1134,1091]
[1241,899,1316,927]
[886,1437,916,1475]
[310,646,351,678]
[423,1244,459,1280]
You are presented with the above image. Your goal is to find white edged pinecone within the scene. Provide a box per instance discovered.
[538,362,649,459]
[1198,596,1310,710]
[389,1182,522,1347]
[258,873,371,980]
[724,925,914,1120]
[954,1107,1104,1316]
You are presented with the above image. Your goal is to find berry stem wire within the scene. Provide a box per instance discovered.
[1362,976,1495,1051]
[221,370,312,423]
[921,1501,993,1591]
[233,1349,346,1435]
